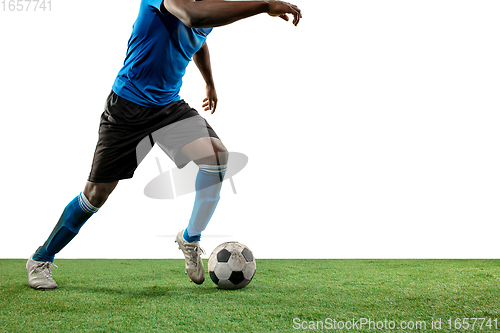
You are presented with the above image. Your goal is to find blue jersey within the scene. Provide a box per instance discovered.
[112,0,212,107]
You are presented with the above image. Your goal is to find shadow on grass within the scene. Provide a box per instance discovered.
[59,283,256,299]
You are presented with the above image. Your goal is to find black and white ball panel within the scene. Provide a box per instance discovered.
[208,241,256,290]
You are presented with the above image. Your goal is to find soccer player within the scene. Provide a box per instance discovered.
[26,0,302,289]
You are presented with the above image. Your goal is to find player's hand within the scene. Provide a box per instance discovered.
[266,0,302,26]
[203,85,218,114]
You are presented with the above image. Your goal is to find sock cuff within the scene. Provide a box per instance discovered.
[198,164,227,183]
[198,164,227,173]
[183,228,201,242]
[78,192,99,214]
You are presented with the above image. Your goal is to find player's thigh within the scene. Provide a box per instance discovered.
[180,137,228,165]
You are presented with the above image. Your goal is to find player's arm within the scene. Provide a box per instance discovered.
[163,0,302,28]
[193,42,217,114]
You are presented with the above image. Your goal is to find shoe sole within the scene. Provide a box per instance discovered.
[32,284,58,290]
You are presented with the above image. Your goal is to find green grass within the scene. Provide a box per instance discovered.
[1,259,499,332]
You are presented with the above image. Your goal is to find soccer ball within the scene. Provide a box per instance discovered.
[208,242,256,290]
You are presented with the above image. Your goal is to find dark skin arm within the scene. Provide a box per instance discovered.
[193,42,217,114]
[180,0,302,112]
[163,0,302,28]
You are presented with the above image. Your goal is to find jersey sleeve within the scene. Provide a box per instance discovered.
[147,0,164,14]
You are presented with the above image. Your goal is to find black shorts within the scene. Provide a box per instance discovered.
[88,91,219,183]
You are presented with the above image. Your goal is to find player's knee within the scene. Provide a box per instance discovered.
[209,138,228,165]
[190,141,228,166]
[83,181,117,208]
[183,137,229,166]
[84,187,108,208]
[200,145,228,166]
[214,144,228,165]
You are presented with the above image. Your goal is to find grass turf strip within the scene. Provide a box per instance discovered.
[1,259,499,332]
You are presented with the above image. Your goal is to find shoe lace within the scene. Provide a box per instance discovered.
[33,261,58,279]
[185,243,205,266]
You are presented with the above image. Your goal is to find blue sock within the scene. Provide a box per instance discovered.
[184,164,227,242]
[32,192,98,262]
[183,228,200,242]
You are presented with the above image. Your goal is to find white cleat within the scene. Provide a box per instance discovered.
[26,256,58,290]
[175,230,205,284]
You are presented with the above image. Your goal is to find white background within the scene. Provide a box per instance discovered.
[0,0,499,259]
